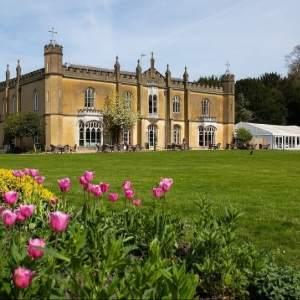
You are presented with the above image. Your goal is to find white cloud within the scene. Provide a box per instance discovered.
[0,0,299,82]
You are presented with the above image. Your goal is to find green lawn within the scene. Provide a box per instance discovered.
[1,150,300,266]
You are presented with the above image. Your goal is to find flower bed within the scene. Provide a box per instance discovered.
[0,168,300,299]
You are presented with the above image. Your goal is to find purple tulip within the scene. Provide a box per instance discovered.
[79,176,87,185]
[58,178,71,193]
[24,168,30,175]
[3,191,18,206]
[90,184,103,197]
[14,209,26,222]
[122,181,132,190]
[109,193,118,202]
[133,199,142,206]
[84,171,95,182]
[20,204,35,218]
[12,170,25,178]
[49,211,72,232]
[100,183,110,194]
[27,238,46,259]
[124,189,135,200]
[29,169,39,177]
[34,176,45,185]
[160,178,173,192]
[13,267,35,289]
[152,187,163,198]
[2,209,17,226]
[50,198,57,205]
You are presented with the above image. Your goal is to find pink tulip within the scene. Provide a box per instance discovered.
[109,193,118,202]
[50,198,57,205]
[27,238,46,259]
[79,176,87,185]
[100,183,110,194]
[90,184,102,197]
[13,267,35,289]
[160,178,173,186]
[124,189,135,200]
[24,168,30,175]
[133,199,142,207]
[14,209,26,222]
[0,206,5,215]
[160,178,173,192]
[20,204,35,218]
[84,171,95,182]
[49,211,72,232]
[29,169,39,177]
[122,181,132,190]
[152,187,163,198]
[58,178,71,193]
[3,191,18,206]
[2,209,17,226]
[83,182,91,192]
[12,170,25,178]
[34,176,45,185]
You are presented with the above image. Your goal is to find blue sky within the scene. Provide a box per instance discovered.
[0,0,299,82]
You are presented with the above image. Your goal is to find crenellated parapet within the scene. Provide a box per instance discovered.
[63,63,137,83]
[0,68,45,89]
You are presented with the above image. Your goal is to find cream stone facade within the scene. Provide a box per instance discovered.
[0,38,235,152]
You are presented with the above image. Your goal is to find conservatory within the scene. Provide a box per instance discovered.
[234,122,300,150]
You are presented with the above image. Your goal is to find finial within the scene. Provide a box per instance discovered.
[137,59,140,66]
[151,52,154,59]
[116,55,118,60]
[17,59,20,66]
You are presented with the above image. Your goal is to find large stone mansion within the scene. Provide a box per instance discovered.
[0,35,235,151]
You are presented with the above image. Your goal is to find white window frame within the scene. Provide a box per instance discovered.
[198,125,216,147]
[173,96,181,114]
[148,124,157,147]
[173,125,180,144]
[202,99,210,117]
[148,86,158,118]
[84,88,95,108]
[78,120,102,147]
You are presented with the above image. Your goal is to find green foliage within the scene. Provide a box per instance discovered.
[235,92,253,123]
[103,88,141,144]
[195,75,221,86]
[234,127,253,146]
[3,111,44,145]
[1,170,300,299]
[249,257,300,299]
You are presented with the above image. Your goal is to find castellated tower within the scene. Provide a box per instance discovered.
[44,39,64,146]
[221,72,235,143]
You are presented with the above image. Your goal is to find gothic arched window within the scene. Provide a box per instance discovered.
[198,125,216,147]
[34,90,39,111]
[173,125,180,144]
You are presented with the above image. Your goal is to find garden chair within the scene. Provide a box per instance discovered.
[45,145,51,154]
[50,144,58,153]
[63,145,70,154]
[70,144,77,153]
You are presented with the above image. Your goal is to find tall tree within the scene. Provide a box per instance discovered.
[195,75,221,86]
[103,88,141,144]
[235,92,253,123]
[285,45,300,79]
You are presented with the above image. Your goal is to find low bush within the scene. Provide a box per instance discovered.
[0,168,299,299]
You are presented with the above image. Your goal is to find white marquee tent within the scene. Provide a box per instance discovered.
[235,122,300,150]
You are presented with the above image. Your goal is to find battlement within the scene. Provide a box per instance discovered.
[0,68,45,89]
